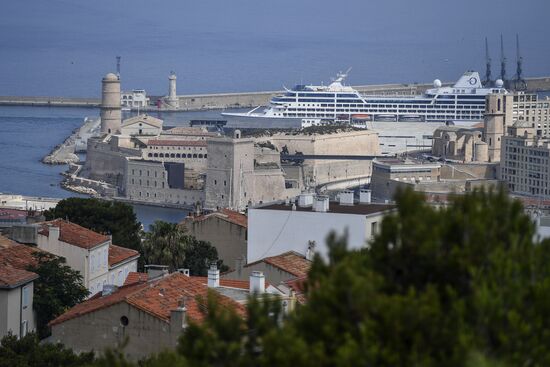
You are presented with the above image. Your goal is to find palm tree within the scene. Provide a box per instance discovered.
[141,221,189,272]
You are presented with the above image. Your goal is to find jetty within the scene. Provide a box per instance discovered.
[2,76,549,111]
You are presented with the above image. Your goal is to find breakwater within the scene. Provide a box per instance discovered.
[2,76,550,111]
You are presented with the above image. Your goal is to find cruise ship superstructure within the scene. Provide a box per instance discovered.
[222,70,507,128]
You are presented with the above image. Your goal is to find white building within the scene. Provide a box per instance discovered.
[36,220,139,296]
[121,89,150,109]
[0,266,37,339]
[247,193,394,263]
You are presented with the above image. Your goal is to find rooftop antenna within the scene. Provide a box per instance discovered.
[483,37,492,86]
[116,56,121,80]
[499,35,506,84]
[513,34,527,91]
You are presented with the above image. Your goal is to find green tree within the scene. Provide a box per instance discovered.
[27,252,88,339]
[141,221,227,275]
[0,333,94,367]
[44,198,141,252]
[85,188,550,366]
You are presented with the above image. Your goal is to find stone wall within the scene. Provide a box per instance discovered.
[50,302,182,361]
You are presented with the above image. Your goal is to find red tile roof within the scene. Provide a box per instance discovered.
[0,242,42,270]
[0,208,27,221]
[38,219,110,250]
[147,139,207,147]
[284,276,308,305]
[0,266,38,289]
[246,251,311,278]
[0,235,18,249]
[50,273,246,327]
[123,272,149,286]
[108,245,139,267]
[184,208,248,229]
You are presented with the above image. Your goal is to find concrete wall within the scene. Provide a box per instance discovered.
[440,163,499,180]
[247,208,385,262]
[50,302,183,361]
[182,217,247,272]
[0,282,35,339]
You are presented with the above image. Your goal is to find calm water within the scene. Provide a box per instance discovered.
[1,0,549,97]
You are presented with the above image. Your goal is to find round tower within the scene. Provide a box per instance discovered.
[167,72,179,108]
[484,93,505,163]
[100,73,121,134]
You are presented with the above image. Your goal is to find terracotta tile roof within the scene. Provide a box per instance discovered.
[49,282,147,326]
[0,208,27,221]
[50,273,246,327]
[147,139,207,147]
[184,208,248,229]
[123,272,149,286]
[246,251,311,278]
[284,276,308,305]
[0,266,38,289]
[38,219,110,250]
[0,235,18,249]
[0,243,43,270]
[108,245,139,267]
[193,277,253,290]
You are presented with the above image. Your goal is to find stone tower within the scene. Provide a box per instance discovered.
[484,93,506,163]
[205,130,254,211]
[166,72,179,109]
[100,73,121,134]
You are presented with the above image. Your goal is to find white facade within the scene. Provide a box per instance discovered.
[121,89,150,108]
[247,202,393,263]
[0,280,36,339]
[36,225,138,296]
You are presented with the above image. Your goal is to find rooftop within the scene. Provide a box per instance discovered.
[0,266,38,289]
[108,245,140,267]
[147,139,208,147]
[38,219,110,250]
[255,202,395,216]
[0,208,28,221]
[50,273,246,327]
[246,251,311,278]
[0,241,42,269]
[183,208,247,228]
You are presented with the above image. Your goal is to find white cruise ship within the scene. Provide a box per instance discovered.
[222,70,507,128]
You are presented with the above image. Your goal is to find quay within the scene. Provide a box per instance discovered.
[2,76,550,111]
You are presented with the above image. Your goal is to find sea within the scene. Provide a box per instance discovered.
[1,0,550,226]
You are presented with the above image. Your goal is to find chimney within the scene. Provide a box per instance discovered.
[359,189,372,204]
[145,265,169,280]
[177,268,190,277]
[49,225,60,242]
[297,193,314,207]
[339,190,354,206]
[313,195,329,212]
[306,240,316,261]
[170,298,187,330]
[250,271,265,293]
[101,284,118,297]
[207,263,220,288]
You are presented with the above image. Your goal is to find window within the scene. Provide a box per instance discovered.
[371,222,378,236]
[22,286,30,309]
[91,254,95,272]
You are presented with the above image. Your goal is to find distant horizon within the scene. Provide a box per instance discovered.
[1,0,549,97]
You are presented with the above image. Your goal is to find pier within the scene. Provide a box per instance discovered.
[1,76,549,111]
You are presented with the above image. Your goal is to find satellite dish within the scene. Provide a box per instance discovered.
[433,79,442,88]
[495,79,504,88]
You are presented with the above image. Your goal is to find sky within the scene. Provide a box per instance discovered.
[0,0,549,96]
